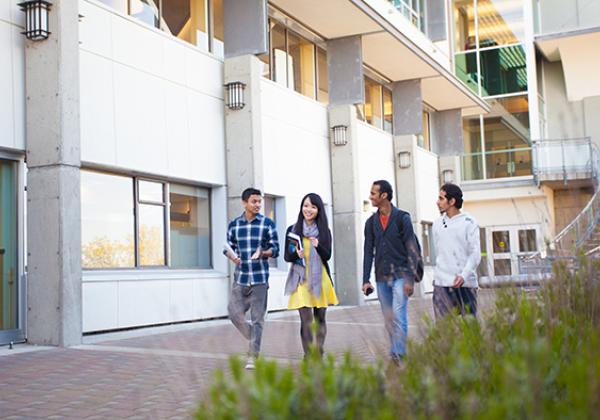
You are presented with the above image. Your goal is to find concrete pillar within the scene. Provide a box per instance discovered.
[223,54,265,221]
[425,0,448,43]
[431,109,464,156]
[223,0,268,58]
[25,0,82,346]
[326,35,365,305]
[392,80,422,136]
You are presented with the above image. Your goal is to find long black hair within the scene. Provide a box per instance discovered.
[293,193,331,247]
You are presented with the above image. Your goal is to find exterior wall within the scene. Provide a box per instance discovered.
[538,0,600,34]
[0,2,25,151]
[79,0,229,332]
[553,187,593,233]
[260,78,332,310]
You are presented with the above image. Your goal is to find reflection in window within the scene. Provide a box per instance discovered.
[493,259,511,275]
[454,51,479,94]
[271,22,288,87]
[81,171,135,268]
[461,115,484,181]
[453,0,476,52]
[317,48,328,103]
[364,77,383,129]
[477,0,524,47]
[492,230,510,253]
[518,229,537,253]
[169,185,211,269]
[383,88,393,134]
[130,0,159,28]
[477,227,489,277]
[162,0,209,51]
[480,45,527,96]
[211,0,224,58]
[288,31,316,99]
[138,180,163,203]
[421,222,435,265]
[138,204,165,266]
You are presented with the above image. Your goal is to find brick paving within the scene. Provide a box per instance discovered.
[0,291,496,419]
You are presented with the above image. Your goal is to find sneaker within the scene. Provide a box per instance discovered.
[245,357,255,370]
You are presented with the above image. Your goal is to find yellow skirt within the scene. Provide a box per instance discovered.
[288,265,339,309]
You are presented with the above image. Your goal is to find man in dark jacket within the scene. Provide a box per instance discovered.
[362,180,419,363]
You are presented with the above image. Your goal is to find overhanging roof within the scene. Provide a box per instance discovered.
[269,0,490,115]
[536,26,600,102]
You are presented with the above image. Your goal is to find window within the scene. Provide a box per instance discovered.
[417,111,431,150]
[391,0,426,33]
[262,195,278,268]
[265,19,327,102]
[170,184,211,269]
[81,171,135,268]
[98,0,223,56]
[383,88,393,134]
[421,222,435,265]
[359,76,394,133]
[81,170,211,270]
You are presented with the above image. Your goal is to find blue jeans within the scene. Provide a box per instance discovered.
[376,278,408,358]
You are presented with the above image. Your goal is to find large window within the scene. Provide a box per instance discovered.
[81,171,211,270]
[453,0,532,181]
[358,76,394,134]
[98,0,223,57]
[265,19,328,103]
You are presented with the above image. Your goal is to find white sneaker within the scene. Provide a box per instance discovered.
[245,357,255,370]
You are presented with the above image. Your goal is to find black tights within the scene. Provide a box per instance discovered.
[298,307,327,357]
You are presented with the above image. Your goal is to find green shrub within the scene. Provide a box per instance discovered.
[197,260,600,420]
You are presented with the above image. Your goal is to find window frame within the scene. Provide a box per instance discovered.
[81,169,212,271]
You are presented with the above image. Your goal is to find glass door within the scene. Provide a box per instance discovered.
[488,225,541,278]
[0,159,22,345]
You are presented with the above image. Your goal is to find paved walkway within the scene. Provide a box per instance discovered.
[0,292,495,419]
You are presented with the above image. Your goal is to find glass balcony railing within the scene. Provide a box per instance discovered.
[532,138,597,183]
[461,147,533,181]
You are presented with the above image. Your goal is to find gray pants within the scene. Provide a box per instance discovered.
[227,282,268,357]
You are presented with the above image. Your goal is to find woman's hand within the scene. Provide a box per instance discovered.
[296,247,305,259]
[309,237,319,248]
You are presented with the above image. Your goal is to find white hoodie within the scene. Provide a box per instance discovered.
[432,211,481,288]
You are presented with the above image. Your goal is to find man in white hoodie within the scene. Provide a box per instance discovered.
[432,183,481,318]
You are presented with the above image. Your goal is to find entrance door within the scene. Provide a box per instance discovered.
[488,225,541,278]
[0,159,23,345]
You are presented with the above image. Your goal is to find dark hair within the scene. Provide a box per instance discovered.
[293,193,330,248]
[241,187,262,201]
[440,183,463,209]
[373,180,393,201]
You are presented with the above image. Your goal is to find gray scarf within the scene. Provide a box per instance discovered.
[284,221,324,297]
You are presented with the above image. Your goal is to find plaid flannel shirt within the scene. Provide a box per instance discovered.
[225,213,280,285]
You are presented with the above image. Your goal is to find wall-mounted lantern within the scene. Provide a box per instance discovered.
[224,81,246,110]
[18,0,52,41]
[398,151,411,169]
[331,125,348,146]
[442,169,454,184]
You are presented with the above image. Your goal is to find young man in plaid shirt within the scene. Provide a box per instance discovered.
[224,188,280,369]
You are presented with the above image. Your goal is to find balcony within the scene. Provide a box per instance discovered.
[533,137,597,187]
[389,0,424,33]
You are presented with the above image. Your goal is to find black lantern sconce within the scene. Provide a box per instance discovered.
[331,125,348,146]
[18,0,52,41]
[224,81,246,110]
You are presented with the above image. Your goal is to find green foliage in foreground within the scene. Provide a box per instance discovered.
[197,259,600,419]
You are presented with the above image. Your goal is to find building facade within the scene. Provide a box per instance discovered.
[5,0,595,347]
[442,0,600,284]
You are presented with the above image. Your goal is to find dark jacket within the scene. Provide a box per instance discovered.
[363,206,419,284]
[284,224,333,280]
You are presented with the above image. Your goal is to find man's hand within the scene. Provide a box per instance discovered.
[403,282,414,297]
[362,282,374,295]
[453,275,465,288]
[250,248,262,260]
[226,251,241,265]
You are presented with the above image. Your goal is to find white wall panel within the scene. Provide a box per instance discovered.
[80,51,116,165]
[165,84,192,179]
[267,272,288,310]
[169,279,195,322]
[11,25,24,150]
[415,148,440,222]
[185,48,223,99]
[163,38,187,86]
[79,0,113,58]
[356,122,396,207]
[118,280,171,328]
[192,277,229,319]
[82,282,119,332]
[113,64,169,174]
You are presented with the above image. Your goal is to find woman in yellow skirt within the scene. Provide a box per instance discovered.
[284,193,338,358]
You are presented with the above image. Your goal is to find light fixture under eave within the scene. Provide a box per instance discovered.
[224,81,246,110]
[442,169,454,184]
[331,125,348,146]
[398,151,411,169]
[18,0,52,41]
